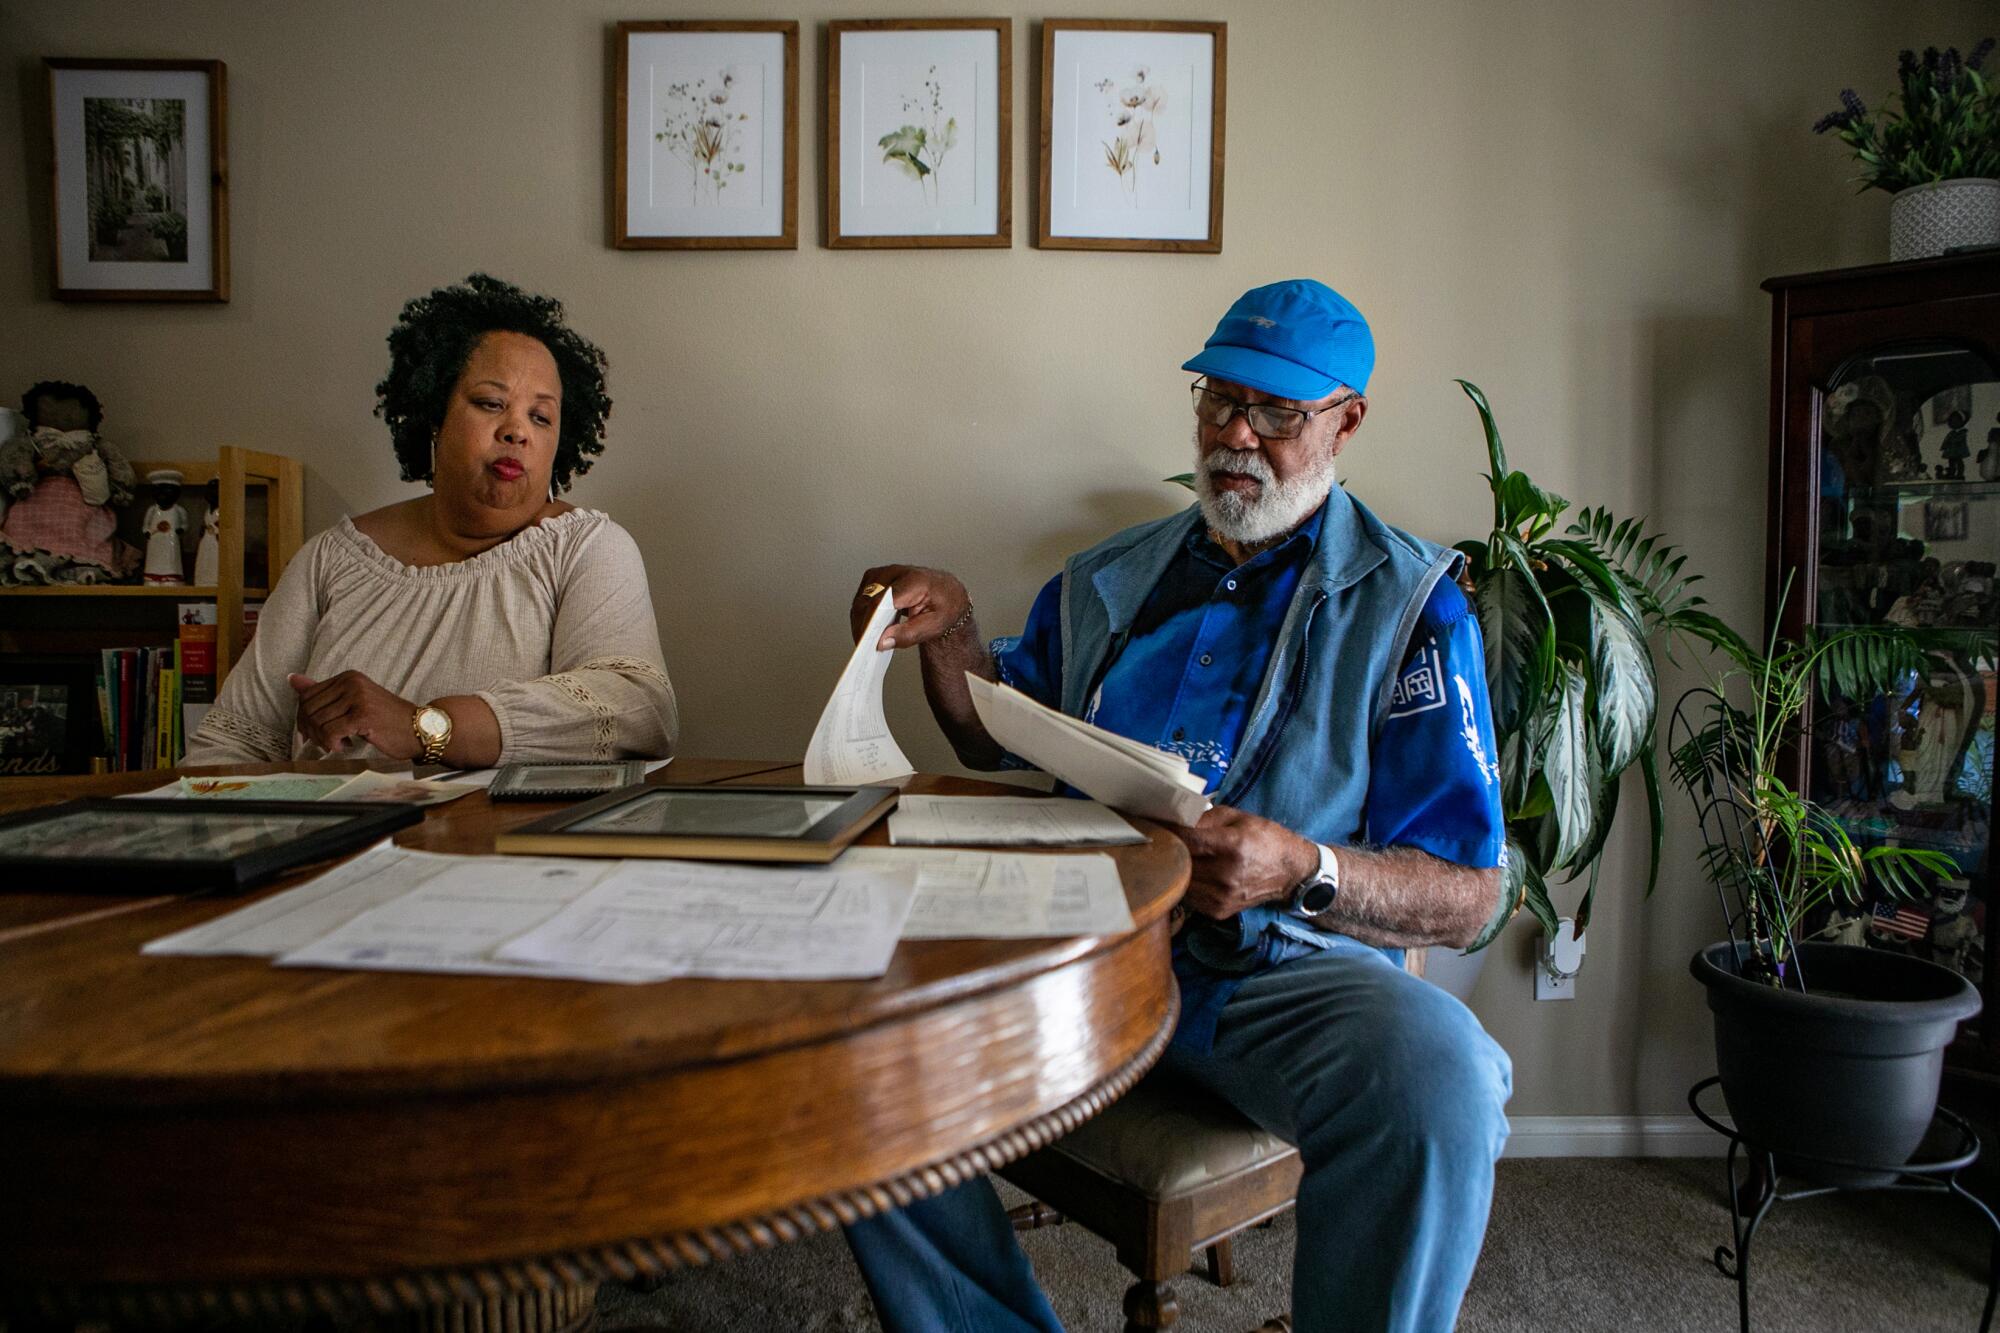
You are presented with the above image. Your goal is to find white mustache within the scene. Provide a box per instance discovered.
[1202,450,1274,484]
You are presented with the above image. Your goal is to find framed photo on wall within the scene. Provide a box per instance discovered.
[825,19,1011,249]
[1036,20,1225,253]
[46,58,228,301]
[615,20,800,249]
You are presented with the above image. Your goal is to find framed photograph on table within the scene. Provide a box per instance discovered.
[46,58,228,301]
[615,20,800,249]
[497,784,899,863]
[825,19,1011,249]
[1036,20,1224,253]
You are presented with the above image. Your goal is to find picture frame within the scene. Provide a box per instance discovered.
[0,799,422,894]
[825,19,1012,249]
[615,20,800,249]
[0,655,103,777]
[496,783,899,863]
[488,759,650,801]
[46,58,229,301]
[1925,499,1971,542]
[1036,20,1225,253]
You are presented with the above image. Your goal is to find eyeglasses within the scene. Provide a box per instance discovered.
[1191,380,1359,441]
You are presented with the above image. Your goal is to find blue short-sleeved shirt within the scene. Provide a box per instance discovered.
[990,503,1503,1048]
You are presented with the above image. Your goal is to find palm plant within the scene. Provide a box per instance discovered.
[1451,382,1747,948]
[1668,600,1967,987]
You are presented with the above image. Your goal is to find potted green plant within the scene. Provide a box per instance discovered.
[1673,610,1980,1179]
[1814,39,2000,261]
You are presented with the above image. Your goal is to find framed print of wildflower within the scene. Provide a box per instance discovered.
[825,19,1011,249]
[615,21,799,249]
[1037,20,1225,253]
[47,59,229,301]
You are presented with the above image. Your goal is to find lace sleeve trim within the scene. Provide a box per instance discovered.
[194,706,290,761]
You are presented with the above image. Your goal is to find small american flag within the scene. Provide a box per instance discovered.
[1871,900,1932,941]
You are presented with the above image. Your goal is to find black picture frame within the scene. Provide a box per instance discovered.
[488,759,650,802]
[0,799,423,894]
[496,783,899,863]
[0,655,105,777]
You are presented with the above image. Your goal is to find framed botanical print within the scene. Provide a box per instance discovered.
[615,20,800,249]
[1036,20,1225,253]
[46,58,229,301]
[825,19,1011,249]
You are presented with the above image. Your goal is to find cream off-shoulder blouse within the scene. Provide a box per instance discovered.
[186,508,678,765]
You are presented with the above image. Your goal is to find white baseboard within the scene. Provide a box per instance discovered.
[1504,1114,1731,1158]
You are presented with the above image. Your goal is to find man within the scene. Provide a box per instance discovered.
[845,279,1512,1333]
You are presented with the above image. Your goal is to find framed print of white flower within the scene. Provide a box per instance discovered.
[826,19,1011,249]
[616,21,799,249]
[1038,21,1224,253]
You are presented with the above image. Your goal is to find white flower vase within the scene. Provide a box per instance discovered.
[1890,178,2000,261]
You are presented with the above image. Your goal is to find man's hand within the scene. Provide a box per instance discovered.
[1171,804,1320,920]
[288,671,421,759]
[850,565,972,651]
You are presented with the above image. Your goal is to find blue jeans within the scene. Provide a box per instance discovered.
[844,941,1512,1333]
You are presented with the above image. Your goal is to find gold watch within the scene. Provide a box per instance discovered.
[412,704,453,764]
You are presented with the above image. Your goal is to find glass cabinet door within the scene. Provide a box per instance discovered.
[1814,342,1998,984]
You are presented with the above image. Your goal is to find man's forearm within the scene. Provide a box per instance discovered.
[1306,845,1500,950]
[917,627,1005,768]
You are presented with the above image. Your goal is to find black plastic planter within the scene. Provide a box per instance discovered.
[1692,941,1982,1184]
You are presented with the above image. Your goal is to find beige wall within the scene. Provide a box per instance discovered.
[2,0,1986,1118]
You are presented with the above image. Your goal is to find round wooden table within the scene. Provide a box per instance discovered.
[0,761,1187,1329]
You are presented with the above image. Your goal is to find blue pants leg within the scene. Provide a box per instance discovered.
[1163,941,1513,1333]
[843,1177,1066,1333]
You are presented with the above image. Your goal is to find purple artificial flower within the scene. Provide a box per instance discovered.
[1899,48,1918,81]
[1841,89,1867,120]
[1971,38,1996,72]
[1923,45,1942,75]
[1812,109,1847,134]
[1940,46,1963,88]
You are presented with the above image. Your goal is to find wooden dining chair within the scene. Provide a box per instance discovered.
[998,947,1428,1332]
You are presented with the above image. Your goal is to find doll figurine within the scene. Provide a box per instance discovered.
[142,469,187,585]
[1937,409,1970,481]
[193,477,220,587]
[0,382,138,585]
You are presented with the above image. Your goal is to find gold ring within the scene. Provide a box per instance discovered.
[861,582,888,598]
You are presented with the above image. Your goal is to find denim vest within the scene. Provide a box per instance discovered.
[1057,490,1459,959]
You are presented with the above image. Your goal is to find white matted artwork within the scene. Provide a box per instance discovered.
[47,59,228,301]
[1038,21,1225,253]
[615,21,798,249]
[826,20,1011,248]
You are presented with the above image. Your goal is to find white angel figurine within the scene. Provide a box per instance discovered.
[193,477,220,586]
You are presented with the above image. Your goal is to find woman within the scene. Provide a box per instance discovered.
[186,274,676,768]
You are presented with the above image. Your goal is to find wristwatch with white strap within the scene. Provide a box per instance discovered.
[1287,841,1341,918]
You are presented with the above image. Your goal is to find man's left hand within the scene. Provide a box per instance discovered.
[289,671,421,759]
[1171,804,1320,920]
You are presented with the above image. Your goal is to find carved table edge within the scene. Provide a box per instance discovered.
[3,989,1180,1324]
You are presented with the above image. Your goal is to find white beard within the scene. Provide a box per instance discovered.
[1191,425,1339,546]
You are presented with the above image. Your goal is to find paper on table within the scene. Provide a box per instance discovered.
[143,840,435,956]
[803,592,914,786]
[324,769,483,805]
[277,855,666,982]
[888,794,1145,847]
[175,773,353,801]
[842,848,1134,939]
[497,858,919,980]
[964,675,1211,826]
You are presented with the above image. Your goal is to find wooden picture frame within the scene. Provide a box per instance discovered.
[825,18,1012,249]
[614,20,800,249]
[1036,20,1225,253]
[46,58,229,301]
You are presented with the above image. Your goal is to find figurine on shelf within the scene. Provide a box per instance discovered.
[192,477,220,587]
[1935,409,1970,481]
[1882,409,1930,482]
[141,469,188,585]
[1822,378,1893,489]
[1983,412,2000,481]
[1928,880,1984,984]
[0,381,139,585]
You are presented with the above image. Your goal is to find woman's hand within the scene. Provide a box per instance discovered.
[288,671,421,759]
[850,565,973,651]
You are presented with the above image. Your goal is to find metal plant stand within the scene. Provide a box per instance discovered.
[1689,1077,2000,1332]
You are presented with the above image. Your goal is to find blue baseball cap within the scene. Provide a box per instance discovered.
[1181,279,1374,400]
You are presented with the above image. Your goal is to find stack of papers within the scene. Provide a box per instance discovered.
[889,794,1144,847]
[844,848,1134,939]
[803,591,915,785]
[965,675,1211,826]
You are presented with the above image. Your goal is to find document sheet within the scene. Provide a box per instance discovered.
[842,848,1134,939]
[964,674,1211,826]
[803,591,915,785]
[497,859,920,980]
[144,841,450,957]
[888,794,1145,847]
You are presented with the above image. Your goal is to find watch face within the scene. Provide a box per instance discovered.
[417,707,450,741]
[1297,879,1337,915]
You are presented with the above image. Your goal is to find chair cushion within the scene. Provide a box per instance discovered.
[1045,1065,1297,1197]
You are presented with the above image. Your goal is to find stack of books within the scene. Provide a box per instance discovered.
[93,603,219,771]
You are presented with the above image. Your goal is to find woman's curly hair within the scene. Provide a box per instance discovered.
[374,273,611,492]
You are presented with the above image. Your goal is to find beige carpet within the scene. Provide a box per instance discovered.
[596,1159,1998,1332]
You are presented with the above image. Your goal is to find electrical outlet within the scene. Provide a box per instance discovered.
[1535,966,1575,1001]
[1535,917,1584,1001]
